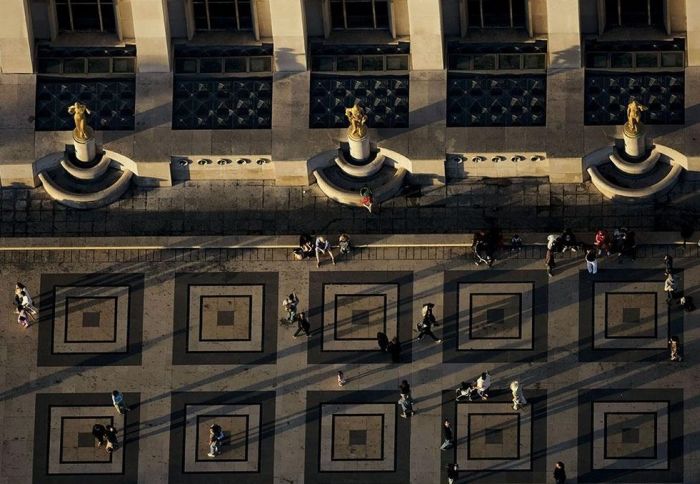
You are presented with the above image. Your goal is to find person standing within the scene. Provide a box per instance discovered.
[377,332,389,352]
[510,234,523,253]
[282,292,299,322]
[293,311,310,338]
[510,381,528,410]
[664,273,677,303]
[585,249,598,274]
[417,303,441,343]
[594,229,610,256]
[208,424,225,457]
[440,419,454,450]
[105,424,118,453]
[388,337,401,363]
[111,390,129,414]
[92,423,107,447]
[15,283,38,321]
[447,463,459,484]
[315,236,336,267]
[337,371,347,387]
[554,461,567,484]
[664,255,674,274]
[476,372,491,400]
[669,336,682,361]
[17,308,30,328]
[545,248,556,278]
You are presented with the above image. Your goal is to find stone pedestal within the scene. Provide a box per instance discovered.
[73,128,96,163]
[348,134,370,162]
[623,126,646,159]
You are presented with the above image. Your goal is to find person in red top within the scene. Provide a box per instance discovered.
[594,229,610,256]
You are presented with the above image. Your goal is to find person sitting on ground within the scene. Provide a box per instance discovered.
[293,234,314,260]
[560,228,578,252]
[338,233,352,256]
[455,381,477,402]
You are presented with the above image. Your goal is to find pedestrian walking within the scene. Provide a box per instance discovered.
[315,236,335,267]
[293,311,310,338]
[546,234,559,251]
[337,371,347,387]
[679,295,696,312]
[338,233,352,256]
[399,380,411,399]
[15,283,38,320]
[440,419,454,450]
[476,372,491,400]
[105,424,118,453]
[561,228,578,252]
[545,248,556,278]
[282,292,299,322]
[398,394,415,418]
[664,255,674,274]
[447,463,459,484]
[388,336,401,363]
[417,303,441,343]
[455,380,477,401]
[510,234,523,253]
[510,381,528,410]
[92,423,107,447]
[208,423,225,457]
[594,229,610,256]
[554,461,567,484]
[377,331,389,352]
[111,390,129,414]
[585,249,598,274]
[669,336,682,361]
[473,232,489,266]
[664,273,677,303]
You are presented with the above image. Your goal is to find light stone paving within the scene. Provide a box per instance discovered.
[0,245,698,483]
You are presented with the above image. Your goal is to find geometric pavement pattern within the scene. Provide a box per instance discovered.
[2,251,692,483]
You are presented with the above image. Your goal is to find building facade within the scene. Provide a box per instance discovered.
[0,0,699,189]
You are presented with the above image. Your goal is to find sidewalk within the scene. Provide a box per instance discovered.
[1,177,698,237]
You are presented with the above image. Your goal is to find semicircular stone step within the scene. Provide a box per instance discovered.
[588,161,683,202]
[609,148,660,175]
[61,153,113,180]
[38,166,133,209]
[335,150,386,177]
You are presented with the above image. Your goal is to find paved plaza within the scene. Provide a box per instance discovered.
[0,241,698,483]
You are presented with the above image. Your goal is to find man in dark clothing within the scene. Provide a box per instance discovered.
[417,304,441,343]
[388,337,401,363]
[399,380,411,398]
[92,423,107,447]
[440,419,454,450]
[664,255,673,274]
[554,461,567,483]
[293,312,310,338]
[447,463,459,484]
[377,332,389,352]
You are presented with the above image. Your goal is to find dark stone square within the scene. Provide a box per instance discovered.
[486,308,505,326]
[621,427,640,444]
[82,312,101,327]
[77,432,95,447]
[622,308,640,324]
[217,310,235,326]
[352,310,370,326]
[349,429,367,446]
[485,428,503,444]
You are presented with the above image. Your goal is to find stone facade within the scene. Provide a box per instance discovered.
[0,0,699,188]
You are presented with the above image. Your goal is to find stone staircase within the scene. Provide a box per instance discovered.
[587,144,684,202]
[37,148,133,209]
[312,147,407,207]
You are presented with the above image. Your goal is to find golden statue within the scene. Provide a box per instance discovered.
[67,102,92,141]
[624,99,647,136]
[345,101,367,139]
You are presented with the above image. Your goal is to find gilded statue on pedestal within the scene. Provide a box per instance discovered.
[624,99,647,137]
[67,102,92,141]
[345,101,367,139]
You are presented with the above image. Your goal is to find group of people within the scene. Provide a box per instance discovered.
[294,233,352,267]
[14,282,37,328]
[472,229,503,267]
[377,331,403,363]
[91,390,129,454]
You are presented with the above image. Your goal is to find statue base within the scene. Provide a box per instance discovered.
[623,125,646,159]
[73,127,96,163]
[348,133,370,162]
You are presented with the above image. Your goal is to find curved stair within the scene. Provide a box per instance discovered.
[608,148,660,175]
[588,159,682,202]
[334,150,386,178]
[313,164,407,206]
[38,150,133,209]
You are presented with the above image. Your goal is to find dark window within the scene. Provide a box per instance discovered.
[499,54,521,69]
[249,56,272,72]
[661,52,683,68]
[605,0,664,29]
[336,55,359,71]
[362,55,384,71]
[192,0,253,31]
[224,57,248,72]
[330,0,390,30]
[386,55,408,70]
[467,0,526,29]
[55,0,116,33]
[635,52,658,68]
[610,52,633,68]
